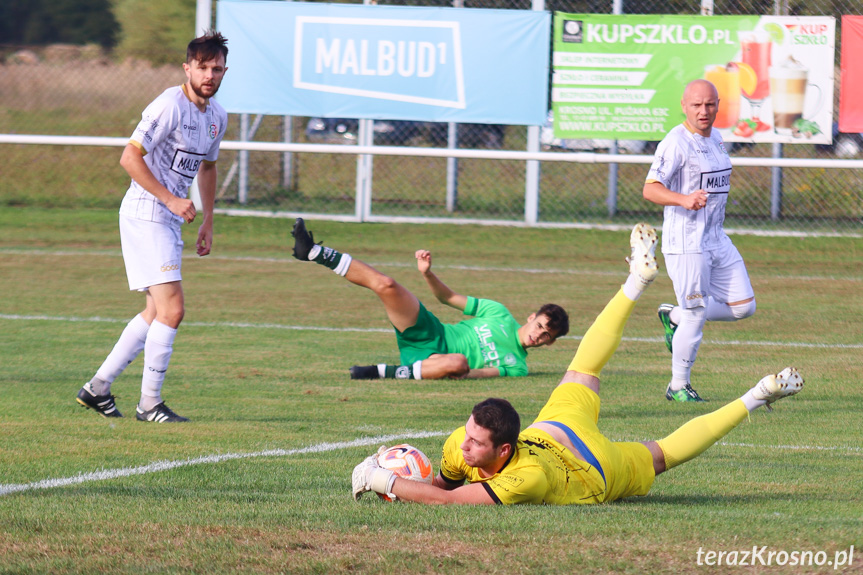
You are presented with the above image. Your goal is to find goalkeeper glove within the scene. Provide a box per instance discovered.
[352,446,397,501]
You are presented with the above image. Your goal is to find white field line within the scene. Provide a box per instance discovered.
[2,434,859,498]
[0,431,448,497]
[1,247,862,283]
[2,313,862,349]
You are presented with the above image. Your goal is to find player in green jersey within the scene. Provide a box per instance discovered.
[290,219,569,380]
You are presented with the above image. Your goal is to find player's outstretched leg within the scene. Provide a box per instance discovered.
[568,223,657,380]
[291,218,353,276]
[655,367,804,471]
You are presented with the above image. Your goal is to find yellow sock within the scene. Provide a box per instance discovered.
[567,289,636,378]
[656,400,748,469]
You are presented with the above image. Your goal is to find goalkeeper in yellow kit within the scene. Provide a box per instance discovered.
[352,223,804,505]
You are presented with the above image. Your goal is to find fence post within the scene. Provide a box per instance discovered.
[283,116,294,192]
[196,0,211,35]
[239,114,249,204]
[524,0,545,226]
[771,143,784,220]
[446,122,459,212]
[771,0,788,220]
[356,119,374,221]
[446,0,465,213]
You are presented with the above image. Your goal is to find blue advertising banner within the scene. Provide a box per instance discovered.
[216,0,550,125]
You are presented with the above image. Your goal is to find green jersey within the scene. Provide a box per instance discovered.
[444,297,528,377]
[395,297,527,377]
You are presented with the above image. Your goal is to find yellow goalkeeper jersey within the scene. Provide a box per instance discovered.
[439,426,609,505]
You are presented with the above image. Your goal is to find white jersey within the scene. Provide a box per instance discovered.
[646,124,733,255]
[119,85,227,226]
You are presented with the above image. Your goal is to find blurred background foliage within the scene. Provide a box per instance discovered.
[0,0,195,66]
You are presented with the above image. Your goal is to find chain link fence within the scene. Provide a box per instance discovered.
[1,0,861,233]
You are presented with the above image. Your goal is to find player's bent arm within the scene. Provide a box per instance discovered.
[120,144,196,223]
[391,477,495,505]
[643,181,704,211]
[416,252,467,311]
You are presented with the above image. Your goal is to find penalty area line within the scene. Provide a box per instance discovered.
[0,430,447,497]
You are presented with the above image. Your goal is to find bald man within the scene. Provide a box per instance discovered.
[642,79,756,403]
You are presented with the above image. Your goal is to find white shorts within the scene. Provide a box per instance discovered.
[119,215,183,291]
[665,240,754,309]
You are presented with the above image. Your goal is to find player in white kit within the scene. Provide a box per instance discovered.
[643,79,756,402]
[76,32,229,422]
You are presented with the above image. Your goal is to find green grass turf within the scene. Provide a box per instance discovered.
[1,207,861,573]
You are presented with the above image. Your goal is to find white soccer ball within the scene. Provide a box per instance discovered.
[376,444,433,500]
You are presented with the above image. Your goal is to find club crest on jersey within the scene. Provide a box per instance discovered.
[209,123,218,139]
[171,149,206,178]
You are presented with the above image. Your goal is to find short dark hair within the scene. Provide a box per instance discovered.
[471,398,520,450]
[536,303,569,339]
[187,31,228,64]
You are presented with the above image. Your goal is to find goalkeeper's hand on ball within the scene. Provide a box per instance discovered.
[351,445,396,501]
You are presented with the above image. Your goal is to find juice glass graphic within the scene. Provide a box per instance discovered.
[704,64,740,129]
[739,30,772,130]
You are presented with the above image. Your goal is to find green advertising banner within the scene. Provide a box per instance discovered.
[552,15,835,145]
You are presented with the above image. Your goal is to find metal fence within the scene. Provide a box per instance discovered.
[1,0,861,234]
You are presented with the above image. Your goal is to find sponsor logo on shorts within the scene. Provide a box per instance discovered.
[160,260,181,273]
[685,292,705,301]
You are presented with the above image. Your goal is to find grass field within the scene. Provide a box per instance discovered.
[1,207,861,574]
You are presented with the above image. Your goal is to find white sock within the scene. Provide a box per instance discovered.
[334,253,352,276]
[412,360,423,380]
[377,364,387,378]
[670,306,706,390]
[93,314,151,393]
[140,321,177,410]
[308,244,322,260]
[740,389,767,412]
[669,306,682,326]
[668,376,690,392]
[622,275,645,301]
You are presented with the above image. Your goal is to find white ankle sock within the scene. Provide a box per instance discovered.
[622,275,645,301]
[740,389,767,412]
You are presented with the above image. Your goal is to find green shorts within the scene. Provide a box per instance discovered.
[395,302,448,365]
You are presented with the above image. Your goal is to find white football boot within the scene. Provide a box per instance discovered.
[627,222,659,291]
[752,367,804,411]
